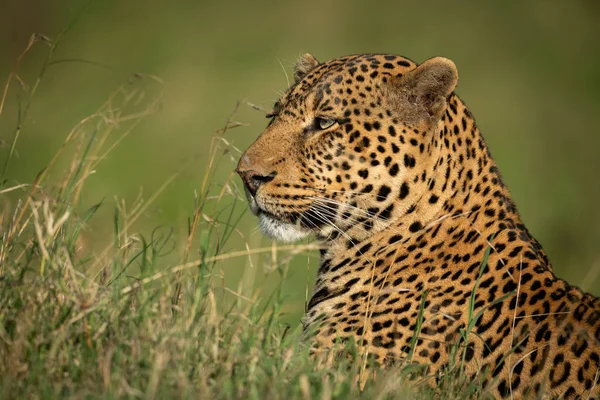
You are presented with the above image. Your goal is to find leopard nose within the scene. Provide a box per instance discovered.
[237,169,277,197]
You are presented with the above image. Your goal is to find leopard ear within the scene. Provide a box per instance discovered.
[294,53,319,82]
[389,57,458,123]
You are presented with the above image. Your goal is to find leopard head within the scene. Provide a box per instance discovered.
[237,53,458,243]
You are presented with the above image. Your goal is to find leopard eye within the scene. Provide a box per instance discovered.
[315,117,337,130]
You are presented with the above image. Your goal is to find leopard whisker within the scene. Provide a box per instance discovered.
[302,205,359,245]
[309,196,387,222]
[308,200,375,237]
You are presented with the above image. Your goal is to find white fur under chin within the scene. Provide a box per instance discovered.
[258,213,310,243]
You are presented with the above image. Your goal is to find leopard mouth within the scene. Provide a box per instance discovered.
[257,212,310,243]
[242,185,310,243]
[243,185,262,217]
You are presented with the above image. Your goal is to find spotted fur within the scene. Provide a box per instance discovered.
[237,53,600,398]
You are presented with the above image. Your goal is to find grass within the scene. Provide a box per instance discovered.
[0,23,523,400]
[0,33,402,399]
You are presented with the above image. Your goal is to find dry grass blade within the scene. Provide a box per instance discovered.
[120,243,321,295]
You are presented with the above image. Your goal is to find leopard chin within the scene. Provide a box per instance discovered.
[257,212,310,243]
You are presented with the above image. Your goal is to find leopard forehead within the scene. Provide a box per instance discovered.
[277,54,416,118]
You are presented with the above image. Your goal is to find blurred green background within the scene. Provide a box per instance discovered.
[1,0,599,325]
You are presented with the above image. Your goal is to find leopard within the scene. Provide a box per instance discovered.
[236,53,600,398]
